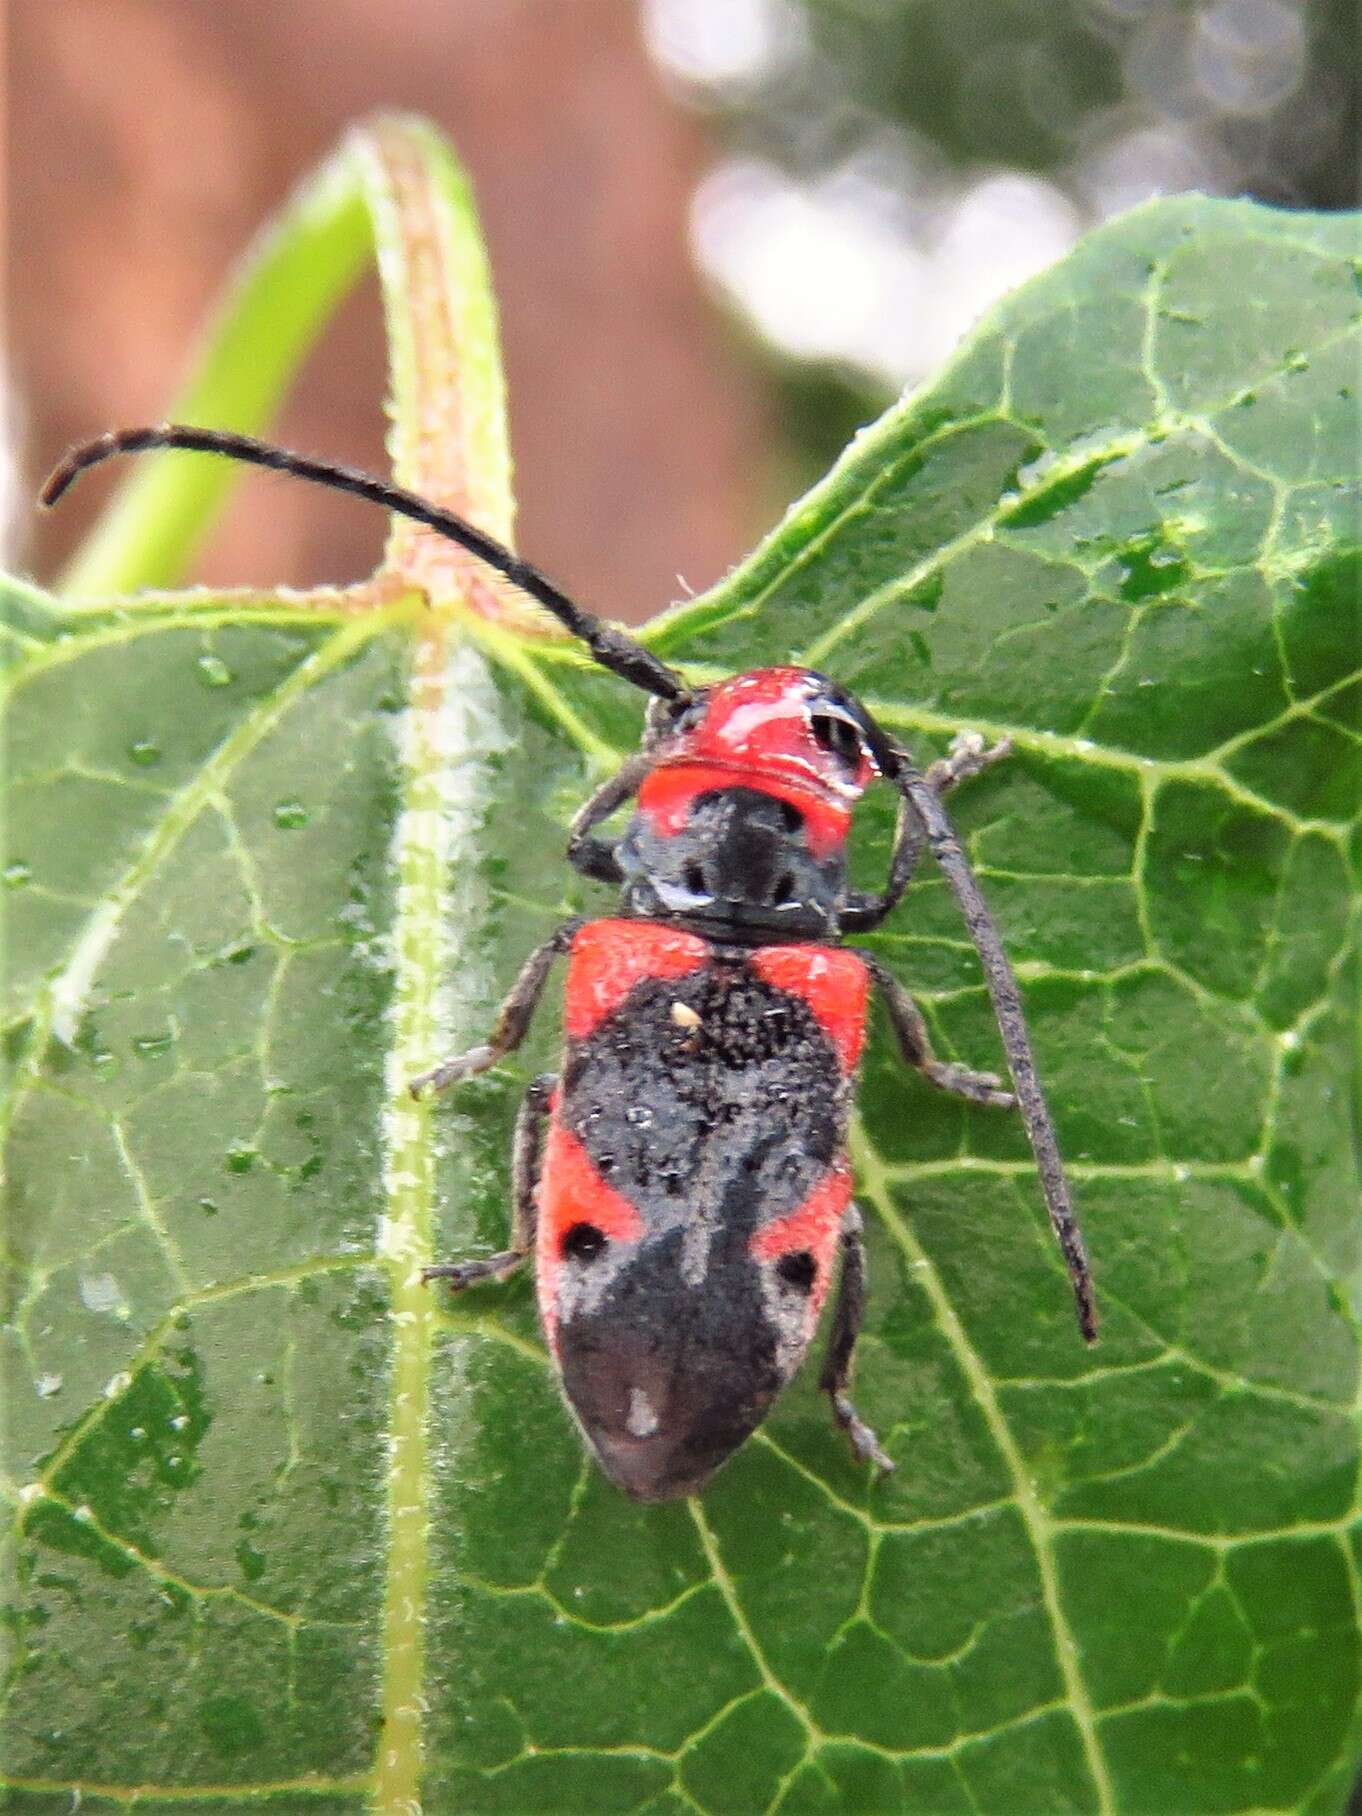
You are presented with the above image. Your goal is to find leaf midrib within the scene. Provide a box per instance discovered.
[374,629,511,1811]
[372,616,449,1811]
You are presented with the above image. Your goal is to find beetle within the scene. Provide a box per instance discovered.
[44,424,1098,1501]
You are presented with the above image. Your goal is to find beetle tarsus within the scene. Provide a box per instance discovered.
[921,1059,1016,1108]
[409,1044,495,1097]
[861,955,1016,1110]
[925,731,1012,793]
[408,928,582,1099]
[421,1251,526,1290]
[421,1074,553,1291]
[819,1206,897,1478]
[838,728,1011,935]
[830,1392,896,1476]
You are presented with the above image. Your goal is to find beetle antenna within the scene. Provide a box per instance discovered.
[886,748,1098,1343]
[41,424,689,704]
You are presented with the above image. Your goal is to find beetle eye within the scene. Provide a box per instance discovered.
[775,1250,817,1294]
[562,1222,607,1262]
[810,710,864,768]
[667,695,707,733]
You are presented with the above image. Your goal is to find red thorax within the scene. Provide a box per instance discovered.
[637,667,877,860]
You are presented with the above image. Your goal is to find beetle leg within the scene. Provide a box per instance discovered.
[423,1073,554,1290]
[821,1205,894,1475]
[839,733,1011,934]
[889,754,1098,1342]
[565,752,653,884]
[924,730,1013,795]
[860,952,1016,1108]
[409,920,583,1096]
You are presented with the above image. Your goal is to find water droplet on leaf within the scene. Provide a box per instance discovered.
[79,1272,128,1318]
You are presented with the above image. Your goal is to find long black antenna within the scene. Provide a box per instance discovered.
[879,740,1098,1343]
[41,425,689,704]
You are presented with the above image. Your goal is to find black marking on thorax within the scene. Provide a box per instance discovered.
[617,787,847,940]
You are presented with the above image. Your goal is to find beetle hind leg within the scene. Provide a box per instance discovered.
[820,1205,895,1477]
[422,1073,554,1293]
[862,953,1016,1109]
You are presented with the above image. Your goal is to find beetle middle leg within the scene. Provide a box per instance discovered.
[821,1205,894,1475]
[422,1073,554,1291]
[409,919,583,1097]
[861,952,1016,1108]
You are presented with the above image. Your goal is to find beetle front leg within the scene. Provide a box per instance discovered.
[839,732,1011,935]
[923,729,1013,795]
[409,920,583,1097]
[422,1073,554,1290]
[565,752,653,885]
[821,1205,894,1476]
[861,953,1016,1108]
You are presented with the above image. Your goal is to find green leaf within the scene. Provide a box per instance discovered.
[4,120,1360,1816]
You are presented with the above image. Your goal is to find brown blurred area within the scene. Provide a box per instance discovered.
[8,0,768,623]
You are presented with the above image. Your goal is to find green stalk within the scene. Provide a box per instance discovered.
[59,150,372,596]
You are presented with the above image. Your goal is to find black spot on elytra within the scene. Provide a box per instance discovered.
[562,1222,607,1262]
[775,1250,818,1294]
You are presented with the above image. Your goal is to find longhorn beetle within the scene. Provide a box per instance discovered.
[45,425,1098,1502]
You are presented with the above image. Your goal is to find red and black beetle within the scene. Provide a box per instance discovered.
[44,425,1098,1502]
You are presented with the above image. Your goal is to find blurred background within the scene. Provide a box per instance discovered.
[9,0,1359,624]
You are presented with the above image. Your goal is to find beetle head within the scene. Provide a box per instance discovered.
[640,667,880,854]
[618,669,889,936]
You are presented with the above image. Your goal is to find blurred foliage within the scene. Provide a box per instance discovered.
[667,0,1361,480]
[777,0,1360,206]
